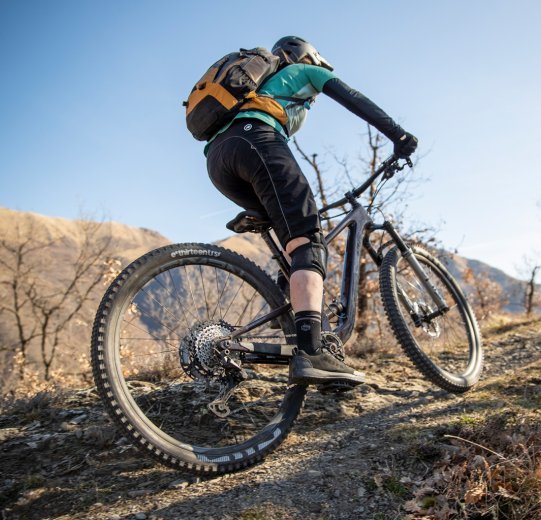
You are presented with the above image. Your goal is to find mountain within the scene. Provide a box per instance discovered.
[0,207,535,392]
[441,253,530,313]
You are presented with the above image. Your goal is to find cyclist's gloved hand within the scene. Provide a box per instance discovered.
[393,132,418,158]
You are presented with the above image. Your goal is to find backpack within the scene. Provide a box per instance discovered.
[183,48,284,141]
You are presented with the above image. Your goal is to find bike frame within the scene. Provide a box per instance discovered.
[219,155,449,362]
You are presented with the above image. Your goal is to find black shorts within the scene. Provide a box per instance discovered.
[206,119,321,247]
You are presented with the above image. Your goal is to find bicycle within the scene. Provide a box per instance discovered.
[91,154,483,475]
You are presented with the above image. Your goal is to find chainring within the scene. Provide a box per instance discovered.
[321,331,345,361]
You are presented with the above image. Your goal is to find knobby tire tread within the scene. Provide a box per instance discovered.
[91,242,305,475]
[379,245,483,393]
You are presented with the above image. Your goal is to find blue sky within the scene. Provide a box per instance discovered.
[1,0,540,278]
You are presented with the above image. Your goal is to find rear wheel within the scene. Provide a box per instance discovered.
[91,243,305,474]
[379,245,483,393]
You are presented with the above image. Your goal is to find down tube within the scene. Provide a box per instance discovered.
[324,205,373,343]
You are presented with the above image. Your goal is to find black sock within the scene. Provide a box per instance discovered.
[295,310,322,355]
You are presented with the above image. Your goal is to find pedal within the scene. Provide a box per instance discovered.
[316,380,358,395]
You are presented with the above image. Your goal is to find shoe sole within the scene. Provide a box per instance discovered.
[290,368,365,386]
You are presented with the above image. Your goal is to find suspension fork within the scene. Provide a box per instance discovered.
[381,221,449,320]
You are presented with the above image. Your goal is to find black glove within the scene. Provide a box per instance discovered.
[393,132,418,158]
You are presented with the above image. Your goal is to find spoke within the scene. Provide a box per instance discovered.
[211,268,232,321]
[222,279,246,322]
[151,274,197,326]
[184,265,201,321]
[118,346,179,358]
[235,287,261,327]
[139,286,185,332]
[120,336,178,344]
[164,269,197,326]
[199,265,211,320]
[122,313,181,343]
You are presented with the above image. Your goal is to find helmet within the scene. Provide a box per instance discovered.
[271,36,334,71]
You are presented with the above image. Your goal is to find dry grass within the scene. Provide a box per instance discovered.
[404,372,541,519]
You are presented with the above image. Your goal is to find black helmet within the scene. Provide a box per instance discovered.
[271,36,334,71]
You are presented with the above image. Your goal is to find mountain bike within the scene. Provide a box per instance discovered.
[91,154,483,475]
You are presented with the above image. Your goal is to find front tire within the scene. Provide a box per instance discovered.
[91,243,305,475]
[379,245,483,393]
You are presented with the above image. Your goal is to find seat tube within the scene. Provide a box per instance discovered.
[261,230,290,278]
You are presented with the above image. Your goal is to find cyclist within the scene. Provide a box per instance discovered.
[205,36,417,387]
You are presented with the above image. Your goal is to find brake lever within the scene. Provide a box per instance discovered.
[393,157,414,174]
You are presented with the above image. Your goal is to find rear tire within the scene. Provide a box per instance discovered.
[379,245,483,393]
[91,243,305,475]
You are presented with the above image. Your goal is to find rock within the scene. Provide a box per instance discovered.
[83,425,116,447]
[26,421,41,430]
[168,479,190,489]
[134,513,147,520]
[60,422,77,432]
[69,414,88,424]
[128,490,153,497]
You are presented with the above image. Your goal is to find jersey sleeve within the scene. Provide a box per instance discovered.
[302,64,338,92]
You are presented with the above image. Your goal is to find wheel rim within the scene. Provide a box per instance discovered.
[394,254,478,378]
[107,258,298,456]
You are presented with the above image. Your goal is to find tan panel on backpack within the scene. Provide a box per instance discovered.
[186,83,239,116]
[240,96,289,126]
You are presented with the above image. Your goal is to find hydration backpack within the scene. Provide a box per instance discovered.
[183,48,283,141]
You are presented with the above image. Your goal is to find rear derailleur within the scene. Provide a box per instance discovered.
[207,352,247,418]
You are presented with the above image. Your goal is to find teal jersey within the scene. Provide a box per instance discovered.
[204,64,336,154]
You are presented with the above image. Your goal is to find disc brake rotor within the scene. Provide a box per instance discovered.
[414,301,441,338]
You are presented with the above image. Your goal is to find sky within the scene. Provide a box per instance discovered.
[1,0,540,279]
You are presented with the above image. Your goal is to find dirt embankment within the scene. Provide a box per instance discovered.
[1,317,541,520]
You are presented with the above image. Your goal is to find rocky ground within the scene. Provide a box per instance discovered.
[1,317,541,520]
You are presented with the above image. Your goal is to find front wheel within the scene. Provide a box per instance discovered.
[91,243,305,475]
[379,245,483,393]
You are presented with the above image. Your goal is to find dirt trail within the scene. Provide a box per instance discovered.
[1,318,540,520]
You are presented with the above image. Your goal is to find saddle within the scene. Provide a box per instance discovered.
[226,210,271,234]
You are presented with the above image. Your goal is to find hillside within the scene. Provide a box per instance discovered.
[0,208,171,392]
[1,317,540,519]
[0,207,536,393]
[443,253,529,313]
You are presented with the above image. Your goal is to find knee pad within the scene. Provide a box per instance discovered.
[289,232,328,279]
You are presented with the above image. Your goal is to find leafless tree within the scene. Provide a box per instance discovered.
[462,268,507,320]
[0,217,113,382]
[517,256,541,316]
[294,126,436,350]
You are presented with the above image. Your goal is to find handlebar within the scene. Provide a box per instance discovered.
[319,154,412,213]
